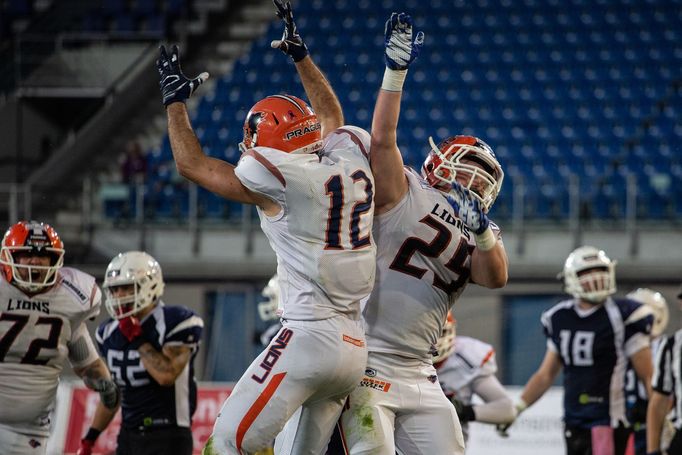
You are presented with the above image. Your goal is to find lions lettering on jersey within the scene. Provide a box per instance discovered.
[541,297,653,427]
[0,268,101,433]
[364,168,502,362]
[96,303,203,429]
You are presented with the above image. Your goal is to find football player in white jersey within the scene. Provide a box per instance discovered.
[339,13,508,455]
[0,220,119,455]
[434,313,515,445]
[157,1,375,453]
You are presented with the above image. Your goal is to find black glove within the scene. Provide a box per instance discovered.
[156,44,209,106]
[629,401,647,424]
[451,397,476,423]
[270,0,308,62]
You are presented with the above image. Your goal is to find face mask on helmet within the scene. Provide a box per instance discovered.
[258,274,281,321]
[433,312,457,364]
[0,220,65,293]
[103,251,165,320]
[562,246,616,303]
[421,135,504,212]
[626,288,669,338]
[238,95,323,155]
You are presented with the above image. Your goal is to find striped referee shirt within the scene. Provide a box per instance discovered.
[652,329,682,430]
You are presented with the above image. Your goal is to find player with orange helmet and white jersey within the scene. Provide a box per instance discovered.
[434,313,515,445]
[0,220,119,455]
[339,12,508,455]
[156,1,375,453]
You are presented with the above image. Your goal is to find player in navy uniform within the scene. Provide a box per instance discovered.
[502,246,654,455]
[77,251,203,455]
[621,289,669,455]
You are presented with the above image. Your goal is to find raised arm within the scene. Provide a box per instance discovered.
[157,45,278,214]
[271,0,343,137]
[370,13,424,213]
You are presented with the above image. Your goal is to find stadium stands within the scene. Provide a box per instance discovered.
[117,0,681,223]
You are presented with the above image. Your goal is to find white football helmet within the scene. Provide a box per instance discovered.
[103,251,165,319]
[258,274,280,321]
[433,312,457,364]
[626,288,669,338]
[562,246,616,303]
[421,135,504,212]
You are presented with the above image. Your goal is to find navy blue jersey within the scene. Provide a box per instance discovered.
[96,303,203,430]
[624,336,663,427]
[541,297,652,428]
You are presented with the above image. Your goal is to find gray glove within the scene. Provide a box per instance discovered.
[85,377,121,410]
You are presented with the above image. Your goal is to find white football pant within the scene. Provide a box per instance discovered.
[0,424,47,455]
[339,352,465,454]
[209,317,367,454]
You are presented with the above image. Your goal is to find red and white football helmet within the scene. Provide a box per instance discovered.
[238,94,322,155]
[421,135,504,212]
[433,311,457,364]
[562,246,616,303]
[0,220,65,293]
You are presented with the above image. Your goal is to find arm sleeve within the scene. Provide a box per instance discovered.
[164,312,204,349]
[68,323,101,369]
[652,335,674,395]
[470,375,516,423]
[541,311,558,352]
[325,126,371,162]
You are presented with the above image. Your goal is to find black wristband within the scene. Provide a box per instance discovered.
[84,427,102,442]
[461,405,476,422]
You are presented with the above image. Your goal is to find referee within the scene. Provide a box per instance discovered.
[646,285,682,455]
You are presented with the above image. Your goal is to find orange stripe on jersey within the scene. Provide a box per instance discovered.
[480,349,495,367]
[342,334,365,347]
[243,149,286,187]
[337,420,350,454]
[236,372,287,452]
[335,128,368,159]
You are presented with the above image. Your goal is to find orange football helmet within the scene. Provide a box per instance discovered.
[422,135,504,212]
[0,220,65,292]
[238,94,322,154]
